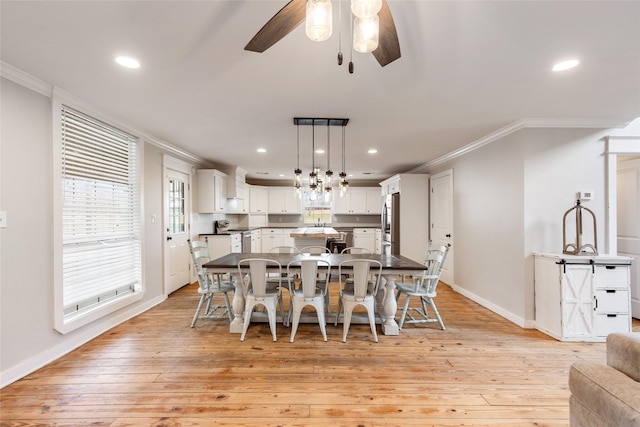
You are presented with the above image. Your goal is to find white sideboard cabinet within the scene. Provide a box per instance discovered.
[534,253,632,342]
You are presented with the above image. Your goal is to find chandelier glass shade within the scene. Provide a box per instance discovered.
[351,0,382,18]
[304,0,383,63]
[353,14,379,53]
[306,0,333,42]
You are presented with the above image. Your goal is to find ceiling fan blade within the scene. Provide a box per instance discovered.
[245,0,307,53]
[372,0,401,67]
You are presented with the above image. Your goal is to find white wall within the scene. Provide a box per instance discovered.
[427,126,612,326]
[0,77,191,386]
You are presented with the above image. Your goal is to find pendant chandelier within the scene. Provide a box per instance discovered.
[305,0,381,73]
[293,117,349,198]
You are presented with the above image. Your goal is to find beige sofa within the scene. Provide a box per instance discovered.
[569,332,640,426]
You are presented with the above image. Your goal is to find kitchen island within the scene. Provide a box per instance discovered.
[290,227,340,251]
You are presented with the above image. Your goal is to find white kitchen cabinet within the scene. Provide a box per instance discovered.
[353,228,378,253]
[203,234,231,260]
[282,228,296,247]
[230,233,242,253]
[268,187,301,214]
[251,230,262,253]
[381,178,400,195]
[249,186,268,213]
[378,174,429,263]
[334,187,381,214]
[534,253,632,342]
[261,228,284,252]
[197,169,227,213]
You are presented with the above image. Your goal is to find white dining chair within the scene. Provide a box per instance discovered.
[287,259,331,343]
[395,242,450,330]
[300,245,332,312]
[237,258,286,342]
[334,259,383,343]
[188,239,234,327]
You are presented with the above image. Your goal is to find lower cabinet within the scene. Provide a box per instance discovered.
[203,235,230,260]
[534,253,632,342]
[353,228,378,253]
[261,229,284,253]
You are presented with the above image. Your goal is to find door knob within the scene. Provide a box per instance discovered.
[167,236,173,241]
[445,234,451,238]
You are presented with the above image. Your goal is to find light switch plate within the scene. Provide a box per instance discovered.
[0,211,7,228]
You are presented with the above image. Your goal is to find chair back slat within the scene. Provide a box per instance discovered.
[299,260,319,299]
[270,246,300,254]
[414,243,450,293]
[300,245,330,255]
[339,259,382,300]
[341,247,371,254]
[238,258,282,298]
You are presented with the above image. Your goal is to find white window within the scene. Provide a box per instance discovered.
[53,104,143,333]
[303,190,332,225]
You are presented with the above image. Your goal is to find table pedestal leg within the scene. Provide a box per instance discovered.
[380,273,399,335]
[229,272,245,334]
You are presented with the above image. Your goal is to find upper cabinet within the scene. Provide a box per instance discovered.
[197,169,228,213]
[334,187,382,214]
[268,187,302,214]
[380,176,401,195]
[249,186,269,213]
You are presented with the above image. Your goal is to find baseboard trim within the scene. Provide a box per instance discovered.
[0,295,166,388]
[449,283,534,329]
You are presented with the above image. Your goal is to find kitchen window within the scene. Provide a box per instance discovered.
[53,103,143,334]
[303,190,332,224]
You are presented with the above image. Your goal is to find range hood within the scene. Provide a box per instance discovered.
[226,166,247,199]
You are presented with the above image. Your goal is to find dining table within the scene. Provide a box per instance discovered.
[203,252,429,336]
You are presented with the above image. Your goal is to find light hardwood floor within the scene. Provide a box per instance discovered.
[1,282,638,426]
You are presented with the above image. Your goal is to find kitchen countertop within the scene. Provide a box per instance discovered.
[289,227,341,238]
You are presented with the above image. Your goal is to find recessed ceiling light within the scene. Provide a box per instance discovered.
[368,149,378,154]
[115,56,140,69]
[552,59,579,72]
[257,148,266,153]
[315,149,325,154]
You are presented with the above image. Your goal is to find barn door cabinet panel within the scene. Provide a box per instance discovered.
[534,253,632,342]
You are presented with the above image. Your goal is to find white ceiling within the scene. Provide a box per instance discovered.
[2,1,639,182]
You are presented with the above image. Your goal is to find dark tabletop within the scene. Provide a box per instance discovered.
[203,253,426,271]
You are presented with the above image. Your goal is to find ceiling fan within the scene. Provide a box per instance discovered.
[244,0,401,68]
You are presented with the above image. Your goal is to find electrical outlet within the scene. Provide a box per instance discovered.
[0,211,7,228]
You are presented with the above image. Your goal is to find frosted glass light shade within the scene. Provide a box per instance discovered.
[306,0,333,42]
[351,0,382,18]
[353,15,379,53]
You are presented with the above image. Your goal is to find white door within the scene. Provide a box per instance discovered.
[430,169,454,285]
[617,157,640,318]
[165,169,191,294]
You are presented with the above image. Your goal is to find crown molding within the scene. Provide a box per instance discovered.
[408,118,631,174]
[1,61,52,97]
[3,62,211,166]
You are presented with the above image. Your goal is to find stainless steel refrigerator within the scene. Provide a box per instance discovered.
[381,193,400,256]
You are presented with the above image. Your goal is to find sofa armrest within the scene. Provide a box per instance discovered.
[569,362,640,427]
[607,332,640,382]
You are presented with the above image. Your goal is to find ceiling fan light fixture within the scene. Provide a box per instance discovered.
[353,15,379,53]
[306,0,333,42]
[351,0,382,18]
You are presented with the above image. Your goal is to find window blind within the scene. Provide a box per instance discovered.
[60,106,141,314]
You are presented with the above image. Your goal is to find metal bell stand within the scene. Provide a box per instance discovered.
[562,199,598,255]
